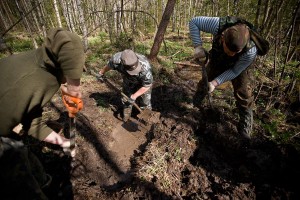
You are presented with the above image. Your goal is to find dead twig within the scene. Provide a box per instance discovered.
[174,61,200,67]
[254,82,264,103]
[290,132,300,140]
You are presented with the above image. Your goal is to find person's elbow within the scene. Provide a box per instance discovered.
[189,17,198,28]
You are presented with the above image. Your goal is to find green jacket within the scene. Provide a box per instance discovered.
[0,28,84,140]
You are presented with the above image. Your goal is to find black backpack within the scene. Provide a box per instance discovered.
[219,16,270,56]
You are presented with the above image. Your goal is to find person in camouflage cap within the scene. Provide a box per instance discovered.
[98,49,153,122]
[0,28,85,199]
[189,16,259,140]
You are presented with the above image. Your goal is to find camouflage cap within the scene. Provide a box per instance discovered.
[223,24,250,52]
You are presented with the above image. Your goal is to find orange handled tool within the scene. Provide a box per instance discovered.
[61,89,83,157]
[61,90,83,118]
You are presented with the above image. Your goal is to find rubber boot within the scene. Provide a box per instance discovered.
[123,105,132,122]
[238,107,253,139]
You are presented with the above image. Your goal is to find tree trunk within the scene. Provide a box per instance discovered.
[65,0,75,32]
[0,1,10,31]
[104,0,115,44]
[75,0,88,51]
[36,0,47,38]
[53,0,62,28]
[254,0,262,27]
[60,0,70,29]
[149,0,176,60]
[15,0,38,48]
[279,0,300,83]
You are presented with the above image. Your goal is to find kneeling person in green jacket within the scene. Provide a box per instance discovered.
[0,28,85,199]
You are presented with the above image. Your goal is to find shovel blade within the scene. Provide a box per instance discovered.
[137,110,161,125]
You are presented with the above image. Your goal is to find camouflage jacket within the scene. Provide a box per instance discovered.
[107,52,153,87]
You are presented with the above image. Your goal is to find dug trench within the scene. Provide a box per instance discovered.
[25,66,300,199]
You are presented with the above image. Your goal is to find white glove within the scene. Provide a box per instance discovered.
[208,82,215,93]
[194,45,208,64]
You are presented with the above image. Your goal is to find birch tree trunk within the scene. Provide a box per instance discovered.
[29,1,43,36]
[61,0,75,32]
[75,0,88,51]
[0,1,10,31]
[36,0,47,38]
[53,0,62,28]
[15,0,38,48]
[60,0,70,30]
[2,1,14,27]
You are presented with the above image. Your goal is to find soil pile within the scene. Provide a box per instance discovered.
[26,66,300,200]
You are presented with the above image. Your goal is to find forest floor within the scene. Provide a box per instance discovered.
[26,58,300,200]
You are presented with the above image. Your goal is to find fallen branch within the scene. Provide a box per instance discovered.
[174,61,200,67]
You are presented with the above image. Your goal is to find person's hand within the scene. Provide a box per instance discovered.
[208,81,216,93]
[96,72,105,82]
[64,78,82,98]
[60,139,76,157]
[194,45,208,64]
[125,97,135,106]
[126,97,135,105]
[61,85,83,117]
[122,97,135,106]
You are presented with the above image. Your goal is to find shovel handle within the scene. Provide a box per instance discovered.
[91,69,143,113]
[196,60,213,108]
[120,92,143,113]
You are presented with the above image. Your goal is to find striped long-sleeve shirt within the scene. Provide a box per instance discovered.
[189,16,257,85]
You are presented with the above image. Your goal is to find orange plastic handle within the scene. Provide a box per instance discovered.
[61,89,83,118]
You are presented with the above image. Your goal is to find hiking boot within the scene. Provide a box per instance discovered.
[123,106,132,122]
[238,108,253,139]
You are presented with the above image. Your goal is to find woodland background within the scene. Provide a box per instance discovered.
[0,0,300,147]
[1,1,300,199]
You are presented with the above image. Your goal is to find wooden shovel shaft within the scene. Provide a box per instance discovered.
[102,78,143,113]
[197,61,213,108]
[202,65,213,107]
[90,69,143,113]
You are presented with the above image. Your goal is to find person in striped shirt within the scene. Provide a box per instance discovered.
[189,16,258,139]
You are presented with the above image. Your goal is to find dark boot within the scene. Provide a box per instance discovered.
[238,108,253,139]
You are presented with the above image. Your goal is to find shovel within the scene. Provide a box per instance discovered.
[195,60,223,122]
[61,90,83,157]
[196,59,213,109]
[68,116,76,155]
[90,69,160,125]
